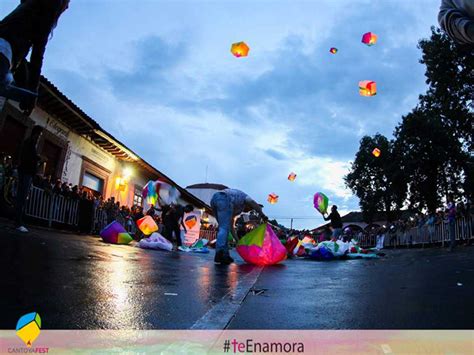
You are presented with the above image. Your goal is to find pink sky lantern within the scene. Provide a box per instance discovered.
[137,215,158,235]
[362,32,377,46]
[329,47,338,54]
[237,224,287,266]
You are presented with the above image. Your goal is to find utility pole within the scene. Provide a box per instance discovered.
[290,218,294,230]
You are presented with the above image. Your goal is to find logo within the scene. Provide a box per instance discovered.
[16,312,41,347]
[185,215,197,230]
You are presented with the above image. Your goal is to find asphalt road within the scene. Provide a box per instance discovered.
[1,222,473,330]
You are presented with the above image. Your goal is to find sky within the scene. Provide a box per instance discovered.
[1,0,441,229]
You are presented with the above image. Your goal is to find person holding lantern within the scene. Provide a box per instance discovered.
[211,188,268,265]
[0,0,70,115]
[320,205,343,240]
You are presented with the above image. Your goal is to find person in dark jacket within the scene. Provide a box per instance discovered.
[321,205,343,240]
[162,203,185,250]
[15,125,43,232]
[0,0,69,114]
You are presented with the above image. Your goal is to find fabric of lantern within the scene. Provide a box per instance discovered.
[139,232,173,251]
[237,224,287,266]
[361,32,377,46]
[137,215,158,235]
[142,180,158,206]
[313,192,329,214]
[288,172,297,181]
[156,181,181,205]
[100,221,133,244]
[285,237,299,254]
[184,215,197,230]
[330,47,338,54]
[231,41,249,57]
[267,193,279,204]
[372,148,381,157]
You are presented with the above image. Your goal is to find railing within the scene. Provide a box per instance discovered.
[25,186,79,227]
[359,215,473,248]
[199,229,217,242]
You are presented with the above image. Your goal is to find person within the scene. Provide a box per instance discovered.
[15,125,43,232]
[211,188,268,265]
[0,0,70,113]
[161,203,185,250]
[78,190,93,234]
[320,205,343,240]
[446,194,457,251]
[438,0,474,48]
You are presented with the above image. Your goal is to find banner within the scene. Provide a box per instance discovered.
[182,211,201,246]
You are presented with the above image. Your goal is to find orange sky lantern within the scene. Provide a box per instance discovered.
[359,80,377,96]
[231,41,250,57]
[288,172,297,181]
[267,193,279,204]
[372,148,381,157]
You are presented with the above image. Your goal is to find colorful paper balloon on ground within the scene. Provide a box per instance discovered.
[231,41,250,57]
[267,193,279,204]
[237,223,287,266]
[139,232,173,251]
[142,180,158,206]
[313,192,329,214]
[16,312,41,347]
[329,47,338,54]
[100,221,133,244]
[372,148,381,157]
[362,32,377,46]
[137,215,158,236]
[359,80,377,96]
[288,172,297,181]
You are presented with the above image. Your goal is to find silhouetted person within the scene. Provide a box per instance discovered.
[15,125,43,232]
[321,205,343,240]
[0,0,69,114]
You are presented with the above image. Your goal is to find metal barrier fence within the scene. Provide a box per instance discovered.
[199,229,217,242]
[25,186,79,227]
[359,215,473,248]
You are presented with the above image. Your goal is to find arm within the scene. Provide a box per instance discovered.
[244,197,268,221]
[322,213,331,221]
[230,215,239,242]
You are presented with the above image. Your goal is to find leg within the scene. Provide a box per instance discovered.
[211,193,233,262]
[15,173,32,228]
[174,225,182,247]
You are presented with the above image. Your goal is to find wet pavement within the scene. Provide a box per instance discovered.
[1,222,473,330]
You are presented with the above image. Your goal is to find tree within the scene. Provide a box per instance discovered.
[345,134,406,222]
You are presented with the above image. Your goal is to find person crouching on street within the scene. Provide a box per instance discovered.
[210,188,267,265]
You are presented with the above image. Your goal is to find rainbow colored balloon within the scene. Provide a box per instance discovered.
[142,180,158,206]
[100,221,133,244]
[313,192,329,214]
[236,224,287,266]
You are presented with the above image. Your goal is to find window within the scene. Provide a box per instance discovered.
[133,185,143,206]
[82,172,104,195]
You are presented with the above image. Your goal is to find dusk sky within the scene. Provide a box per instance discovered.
[1,0,440,229]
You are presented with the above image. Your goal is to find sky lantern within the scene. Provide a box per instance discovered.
[236,223,287,266]
[100,221,133,244]
[288,172,297,181]
[142,181,158,206]
[372,148,381,157]
[267,193,279,204]
[362,32,378,46]
[329,47,338,54]
[16,313,41,347]
[231,41,250,57]
[359,80,377,96]
[136,215,158,235]
[313,192,329,214]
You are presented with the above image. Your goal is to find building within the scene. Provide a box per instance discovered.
[0,76,212,214]
[186,183,228,206]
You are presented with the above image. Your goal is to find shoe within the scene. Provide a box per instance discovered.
[214,250,234,265]
[16,226,29,233]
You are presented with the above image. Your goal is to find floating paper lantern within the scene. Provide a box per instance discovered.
[313,192,329,214]
[362,32,377,46]
[329,47,338,54]
[142,180,158,206]
[288,172,297,181]
[100,221,133,244]
[237,223,287,266]
[359,80,377,96]
[267,193,279,204]
[137,215,158,235]
[231,41,250,57]
[16,313,41,347]
[372,148,381,157]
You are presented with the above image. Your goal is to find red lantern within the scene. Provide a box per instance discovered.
[359,80,377,96]
[267,193,279,204]
[362,32,377,46]
[288,172,297,181]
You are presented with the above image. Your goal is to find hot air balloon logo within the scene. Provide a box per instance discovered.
[185,215,198,230]
[16,312,41,347]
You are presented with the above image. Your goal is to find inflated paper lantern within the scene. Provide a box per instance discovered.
[100,221,133,244]
[16,312,41,347]
[142,180,158,206]
[267,193,279,204]
[288,172,297,181]
[237,223,287,266]
[362,32,377,46]
[329,47,338,54]
[372,148,381,157]
[231,41,250,57]
[136,215,158,235]
[359,80,377,96]
[313,192,329,214]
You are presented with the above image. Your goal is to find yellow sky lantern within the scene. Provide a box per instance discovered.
[267,193,279,204]
[231,41,250,57]
[359,80,377,96]
[372,148,381,157]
